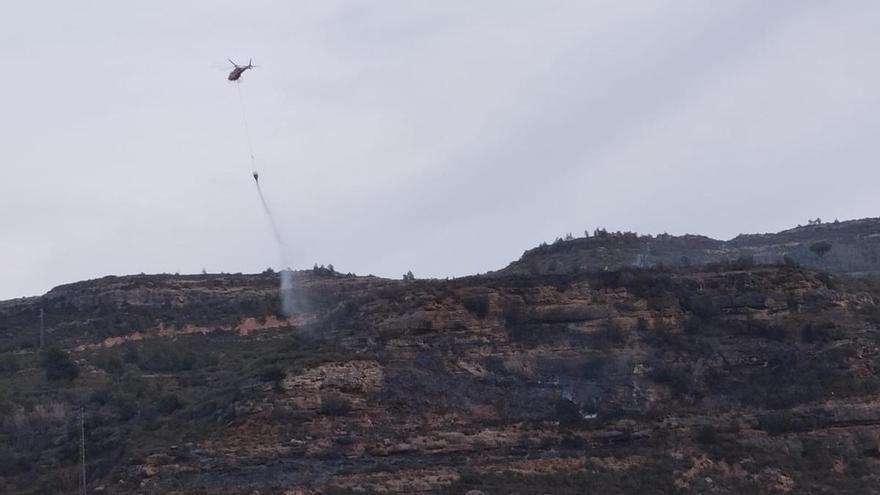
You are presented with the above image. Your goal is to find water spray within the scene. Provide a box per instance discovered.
[254,179,283,246]
[232,65,298,316]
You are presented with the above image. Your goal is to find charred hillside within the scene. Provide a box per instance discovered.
[3,262,880,493]
[498,217,880,277]
[0,270,396,354]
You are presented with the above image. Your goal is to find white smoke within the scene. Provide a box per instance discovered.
[280,268,296,317]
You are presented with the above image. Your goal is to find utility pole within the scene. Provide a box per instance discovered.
[39,308,45,348]
[80,408,86,495]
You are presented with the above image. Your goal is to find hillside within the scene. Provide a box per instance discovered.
[3,261,880,493]
[498,217,880,277]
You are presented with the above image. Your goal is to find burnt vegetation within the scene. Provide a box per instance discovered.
[2,258,880,493]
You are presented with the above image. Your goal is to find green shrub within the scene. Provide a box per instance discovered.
[122,342,140,364]
[0,353,19,375]
[121,341,215,372]
[157,394,183,415]
[758,411,827,435]
[554,398,584,426]
[462,295,490,318]
[688,295,721,319]
[800,321,842,343]
[320,393,352,416]
[39,347,78,381]
[440,464,678,494]
[695,425,718,444]
[89,388,112,405]
[114,396,139,421]
[649,361,693,395]
[0,446,30,476]
[259,366,285,383]
[591,322,628,349]
[683,315,704,335]
[580,355,610,378]
[93,352,124,373]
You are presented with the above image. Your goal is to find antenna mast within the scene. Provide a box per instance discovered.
[80,408,86,495]
[39,308,45,348]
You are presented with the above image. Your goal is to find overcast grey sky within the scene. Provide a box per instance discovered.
[2,1,879,300]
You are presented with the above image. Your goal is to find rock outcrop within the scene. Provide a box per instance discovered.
[2,262,880,493]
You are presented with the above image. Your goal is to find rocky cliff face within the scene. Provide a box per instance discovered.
[498,217,880,277]
[2,263,880,493]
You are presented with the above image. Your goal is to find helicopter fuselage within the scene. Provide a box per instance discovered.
[228,67,247,81]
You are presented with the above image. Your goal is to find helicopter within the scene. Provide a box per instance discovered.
[227,59,255,81]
